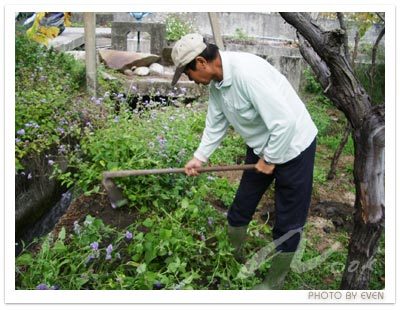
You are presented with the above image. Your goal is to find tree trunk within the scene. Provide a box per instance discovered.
[341,105,385,288]
[280,12,385,289]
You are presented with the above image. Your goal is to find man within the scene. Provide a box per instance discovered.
[171,33,318,290]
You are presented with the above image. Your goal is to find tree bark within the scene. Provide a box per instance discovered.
[328,26,359,181]
[341,105,385,288]
[351,31,360,69]
[337,12,350,63]
[280,12,385,289]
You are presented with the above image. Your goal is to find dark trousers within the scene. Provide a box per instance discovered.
[227,138,317,252]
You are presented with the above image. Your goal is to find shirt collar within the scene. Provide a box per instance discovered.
[214,52,232,89]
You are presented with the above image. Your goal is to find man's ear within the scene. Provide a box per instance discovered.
[195,56,208,69]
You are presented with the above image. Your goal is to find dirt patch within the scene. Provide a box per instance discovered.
[53,192,138,236]
[304,215,344,253]
[214,170,242,183]
[310,201,354,233]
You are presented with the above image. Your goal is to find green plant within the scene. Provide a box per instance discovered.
[233,28,251,41]
[165,14,194,42]
[354,62,385,105]
[15,31,86,170]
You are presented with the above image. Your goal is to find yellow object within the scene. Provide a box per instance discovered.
[26,12,71,46]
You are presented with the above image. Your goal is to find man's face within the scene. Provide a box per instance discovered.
[184,58,213,85]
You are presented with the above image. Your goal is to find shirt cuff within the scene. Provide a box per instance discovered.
[194,150,208,163]
[263,154,274,165]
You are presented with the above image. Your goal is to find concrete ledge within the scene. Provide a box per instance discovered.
[123,75,208,99]
[48,27,112,51]
[49,28,85,51]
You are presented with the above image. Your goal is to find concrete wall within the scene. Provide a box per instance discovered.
[114,12,384,45]
[73,12,384,45]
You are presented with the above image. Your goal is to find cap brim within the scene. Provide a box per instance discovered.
[171,66,185,86]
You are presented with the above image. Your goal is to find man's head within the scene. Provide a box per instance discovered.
[171,33,220,86]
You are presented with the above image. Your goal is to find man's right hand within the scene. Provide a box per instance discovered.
[184,157,204,176]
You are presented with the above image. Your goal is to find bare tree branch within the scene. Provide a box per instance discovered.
[369,26,385,92]
[296,34,330,89]
[337,12,350,63]
[376,12,385,23]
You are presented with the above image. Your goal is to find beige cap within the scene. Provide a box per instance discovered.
[171,33,207,86]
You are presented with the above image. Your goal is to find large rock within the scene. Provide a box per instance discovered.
[133,67,150,76]
[98,49,160,71]
[149,63,164,75]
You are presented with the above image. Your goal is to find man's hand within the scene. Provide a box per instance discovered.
[184,157,204,176]
[255,158,275,175]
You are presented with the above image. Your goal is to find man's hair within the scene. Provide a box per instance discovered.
[185,40,219,71]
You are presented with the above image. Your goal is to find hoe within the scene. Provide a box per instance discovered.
[102,164,256,208]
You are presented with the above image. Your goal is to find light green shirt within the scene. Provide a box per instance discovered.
[194,51,318,164]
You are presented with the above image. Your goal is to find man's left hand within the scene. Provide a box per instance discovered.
[255,158,275,175]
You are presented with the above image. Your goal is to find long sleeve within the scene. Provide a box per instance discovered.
[194,92,229,162]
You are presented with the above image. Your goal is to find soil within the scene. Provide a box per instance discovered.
[53,193,138,237]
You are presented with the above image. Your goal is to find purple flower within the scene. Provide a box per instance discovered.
[48,160,55,166]
[25,122,39,128]
[17,129,25,135]
[106,244,113,254]
[15,138,21,143]
[57,127,65,134]
[90,241,99,251]
[86,254,95,264]
[153,281,164,289]
[27,173,32,180]
[157,136,167,148]
[105,244,113,260]
[200,233,206,242]
[125,231,133,240]
[207,217,214,226]
[36,283,48,290]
